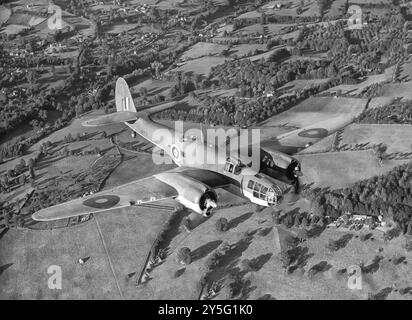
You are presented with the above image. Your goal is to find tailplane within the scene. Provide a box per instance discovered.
[82,111,138,127]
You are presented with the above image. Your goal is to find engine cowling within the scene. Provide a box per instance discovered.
[155,172,218,216]
[177,188,217,217]
[261,150,301,181]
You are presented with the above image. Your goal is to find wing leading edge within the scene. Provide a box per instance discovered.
[32,175,178,221]
[31,167,231,221]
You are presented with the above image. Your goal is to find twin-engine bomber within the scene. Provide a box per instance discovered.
[31,77,348,222]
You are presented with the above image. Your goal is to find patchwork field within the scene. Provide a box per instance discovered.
[262,0,320,17]
[129,79,174,98]
[368,96,395,110]
[0,204,174,299]
[181,42,228,61]
[229,43,267,58]
[296,150,411,189]
[325,73,390,96]
[338,124,412,155]
[379,82,412,100]
[261,96,368,128]
[279,78,331,94]
[172,56,230,76]
[135,202,412,300]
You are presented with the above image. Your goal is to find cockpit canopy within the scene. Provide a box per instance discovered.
[224,157,245,175]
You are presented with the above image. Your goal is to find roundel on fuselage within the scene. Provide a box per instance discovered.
[171,144,180,160]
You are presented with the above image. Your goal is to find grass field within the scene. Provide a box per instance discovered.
[235,23,265,36]
[338,124,412,155]
[0,5,11,25]
[325,0,346,18]
[172,56,230,76]
[325,73,389,96]
[181,42,228,61]
[106,23,139,35]
[379,82,412,100]
[129,78,174,98]
[262,0,320,17]
[279,78,331,94]
[398,61,412,82]
[135,200,412,300]
[368,96,395,110]
[229,43,267,58]
[261,96,368,128]
[248,45,290,61]
[0,204,174,299]
[296,150,411,189]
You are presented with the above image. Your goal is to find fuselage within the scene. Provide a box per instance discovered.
[125,116,285,207]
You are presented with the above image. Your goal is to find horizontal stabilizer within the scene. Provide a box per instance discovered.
[82,111,138,127]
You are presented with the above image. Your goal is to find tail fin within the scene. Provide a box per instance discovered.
[115,77,136,112]
[82,77,138,127]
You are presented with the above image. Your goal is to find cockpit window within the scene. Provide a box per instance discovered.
[225,162,234,173]
[253,182,261,191]
[225,159,242,175]
[247,180,254,189]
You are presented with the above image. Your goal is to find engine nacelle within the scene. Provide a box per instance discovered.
[155,172,218,216]
[261,150,301,182]
[177,189,217,217]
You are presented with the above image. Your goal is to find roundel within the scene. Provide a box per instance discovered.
[171,144,180,160]
[297,128,329,139]
[83,195,121,209]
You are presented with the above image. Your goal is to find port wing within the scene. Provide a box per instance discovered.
[32,175,178,221]
[31,168,230,221]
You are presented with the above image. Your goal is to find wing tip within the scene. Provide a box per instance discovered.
[31,211,46,221]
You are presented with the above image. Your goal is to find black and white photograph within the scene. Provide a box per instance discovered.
[0,0,411,302]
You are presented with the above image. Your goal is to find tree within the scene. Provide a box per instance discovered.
[327,239,339,252]
[182,216,191,231]
[297,229,308,242]
[176,247,192,265]
[407,222,412,236]
[293,215,300,227]
[215,217,229,232]
[18,174,25,185]
[29,166,35,179]
[300,216,308,228]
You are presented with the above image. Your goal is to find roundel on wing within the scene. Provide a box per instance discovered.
[83,195,121,209]
[297,128,329,139]
[171,144,180,159]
